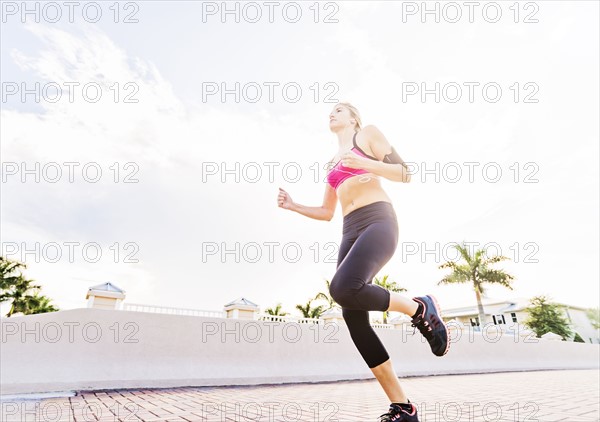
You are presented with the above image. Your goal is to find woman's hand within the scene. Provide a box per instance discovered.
[278,187,294,210]
[340,152,371,171]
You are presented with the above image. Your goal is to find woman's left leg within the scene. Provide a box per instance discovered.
[329,216,399,364]
[329,218,399,313]
[331,218,414,404]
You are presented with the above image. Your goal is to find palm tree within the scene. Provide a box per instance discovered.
[314,279,336,310]
[11,288,59,316]
[523,295,573,340]
[1,274,44,316]
[296,298,325,319]
[374,275,407,324]
[0,256,58,317]
[585,307,600,330]
[0,256,27,291]
[31,292,59,314]
[264,302,289,316]
[438,241,514,328]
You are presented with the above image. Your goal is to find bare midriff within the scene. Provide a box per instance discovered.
[337,174,393,217]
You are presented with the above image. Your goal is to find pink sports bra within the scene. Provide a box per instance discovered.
[326,132,379,190]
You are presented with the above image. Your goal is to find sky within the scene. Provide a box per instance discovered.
[1,1,598,320]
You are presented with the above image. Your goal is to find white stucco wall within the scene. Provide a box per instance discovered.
[1,308,598,395]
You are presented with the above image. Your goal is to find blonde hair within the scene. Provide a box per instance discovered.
[336,102,362,132]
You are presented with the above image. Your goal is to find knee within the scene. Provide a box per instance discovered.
[329,274,358,308]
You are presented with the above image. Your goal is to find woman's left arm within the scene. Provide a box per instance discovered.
[361,125,411,183]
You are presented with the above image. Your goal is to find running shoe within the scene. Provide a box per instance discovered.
[378,402,419,422]
[411,295,450,356]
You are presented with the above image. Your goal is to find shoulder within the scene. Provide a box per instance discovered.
[361,125,383,139]
[362,124,382,134]
[360,125,386,145]
[359,125,393,159]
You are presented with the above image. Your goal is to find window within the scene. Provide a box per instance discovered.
[493,314,506,325]
[470,317,480,327]
[511,312,517,323]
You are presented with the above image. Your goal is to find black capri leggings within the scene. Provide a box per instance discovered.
[329,200,399,368]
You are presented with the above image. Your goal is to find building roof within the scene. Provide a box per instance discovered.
[223,297,259,307]
[441,296,590,317]
[320,307,342,316]
[87,282,125,293]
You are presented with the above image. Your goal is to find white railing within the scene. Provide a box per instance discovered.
[370,323,394,329]
[123,303,227,318]
[121,305,406,328]
[258,314,396,328]
[257,314,321,324]
[119,304,486,332]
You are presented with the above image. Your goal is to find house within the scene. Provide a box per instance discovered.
[440,297,600,344]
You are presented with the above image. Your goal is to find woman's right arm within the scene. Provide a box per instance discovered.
[278,186,336,221]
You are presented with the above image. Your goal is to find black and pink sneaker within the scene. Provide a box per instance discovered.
[378,401,419,422]
[411,295,450,357]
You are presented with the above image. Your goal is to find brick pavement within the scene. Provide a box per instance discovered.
[1,369,598,422]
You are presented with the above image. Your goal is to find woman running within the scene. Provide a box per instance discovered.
[277,102,449,422]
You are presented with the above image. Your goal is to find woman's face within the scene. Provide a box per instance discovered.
[329,105,353,131]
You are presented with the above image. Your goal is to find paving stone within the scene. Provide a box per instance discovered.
[1,369,598,421]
